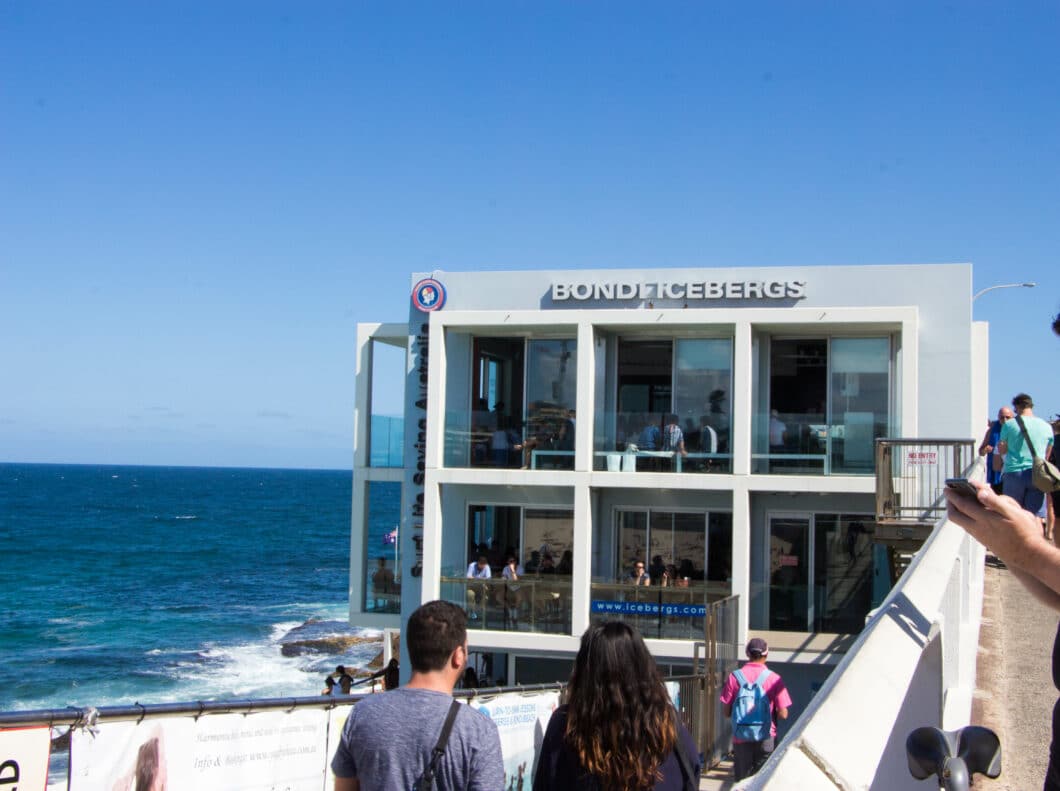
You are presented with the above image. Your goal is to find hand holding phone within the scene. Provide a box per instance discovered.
[945,478,979,498]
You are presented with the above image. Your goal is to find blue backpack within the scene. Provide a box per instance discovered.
[731,668,773,742]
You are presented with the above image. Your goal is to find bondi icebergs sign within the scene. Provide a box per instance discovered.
[549,279,806,303]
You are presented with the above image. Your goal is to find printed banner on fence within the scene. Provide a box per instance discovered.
[0,726,51,791]
[471,691,559,789]
[591,600,707,617]
[70,708,328,791]
[324,702,355,787]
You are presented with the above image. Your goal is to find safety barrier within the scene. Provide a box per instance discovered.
[742,463,986,789]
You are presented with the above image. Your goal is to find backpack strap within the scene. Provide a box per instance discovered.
[415,700,462,791]
[672,730,698,791]
[1015,415,1041,460]
[754,668,772,688]
[732,668,747,687]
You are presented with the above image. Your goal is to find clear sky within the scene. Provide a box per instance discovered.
[2,2,1057,470]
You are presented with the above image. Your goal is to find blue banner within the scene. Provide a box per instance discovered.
[590,600,706,617]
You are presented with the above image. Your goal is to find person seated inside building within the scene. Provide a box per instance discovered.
[465,554,492,618]
[371,556,397,610]
[556,549,573,575]
[628,560,651,586]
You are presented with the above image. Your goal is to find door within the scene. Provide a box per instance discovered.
[768,514,811,631]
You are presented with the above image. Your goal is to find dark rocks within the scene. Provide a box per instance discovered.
[280,634,378,657]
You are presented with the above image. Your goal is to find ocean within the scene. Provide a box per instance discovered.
[0,462,400,714]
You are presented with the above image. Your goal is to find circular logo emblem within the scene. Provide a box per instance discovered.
[412,278,446,312]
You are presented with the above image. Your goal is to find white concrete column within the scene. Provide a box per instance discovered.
[900,314,919,438]
[732,321,753,477]
[730,483,751,644]
[353,324,376,470]
[575,321,595,472]
[571,482,593,638]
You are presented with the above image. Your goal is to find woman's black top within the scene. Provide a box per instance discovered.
[532,704,701,791]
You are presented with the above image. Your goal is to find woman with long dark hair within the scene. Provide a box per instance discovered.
[533,621,700,790]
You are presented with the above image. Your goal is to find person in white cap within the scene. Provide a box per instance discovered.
[719,638,793,780]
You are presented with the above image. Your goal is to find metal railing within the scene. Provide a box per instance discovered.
[7,597,743,779]
[441,576,573,633]
[0,683,569,730]
[693,594,741,767]
[875,438,976,525]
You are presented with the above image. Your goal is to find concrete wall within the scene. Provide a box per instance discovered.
[739,463,987,790]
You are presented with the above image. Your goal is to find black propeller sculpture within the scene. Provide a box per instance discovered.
[906,725,1001,790]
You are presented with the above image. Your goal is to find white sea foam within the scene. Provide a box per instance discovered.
[147,616,383,704]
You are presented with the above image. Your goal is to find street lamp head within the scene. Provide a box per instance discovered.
[972,282,1037,302]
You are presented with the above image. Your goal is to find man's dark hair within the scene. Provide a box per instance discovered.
[1053,311,1060,337]
[406,600,467,673]
[1013,393,1034,411]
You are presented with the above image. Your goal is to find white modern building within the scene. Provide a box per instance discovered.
[349,263,987,714]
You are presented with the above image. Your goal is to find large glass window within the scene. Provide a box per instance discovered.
[592,508,732,640]
[445,336,577,470]
[763,512,876,633]
[673,338,733,472]
[469,338,524,468]
[598,337,733,474]
[523,340,577,470]
[441,505,574,634]
[755,336,892,475]
[829,338,891,473]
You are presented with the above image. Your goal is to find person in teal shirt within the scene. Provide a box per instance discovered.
[999,392,1054,517]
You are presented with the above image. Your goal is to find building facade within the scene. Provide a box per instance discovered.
[349,263,985,693]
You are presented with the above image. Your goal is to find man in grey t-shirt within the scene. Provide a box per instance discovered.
[331,600,504,791]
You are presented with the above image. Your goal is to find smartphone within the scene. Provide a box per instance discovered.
[945,478,978,498]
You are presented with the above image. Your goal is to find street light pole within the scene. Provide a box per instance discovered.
[973,282,1036,301]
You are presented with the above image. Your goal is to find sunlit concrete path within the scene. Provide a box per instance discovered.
[972,556,1059,791]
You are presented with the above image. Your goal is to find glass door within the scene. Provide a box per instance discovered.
[768,514,811,631]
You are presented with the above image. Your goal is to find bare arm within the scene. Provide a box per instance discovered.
[978,425,994,456]
[335,777,360,791]
[775,707,789,720]
[946,482,1060,612]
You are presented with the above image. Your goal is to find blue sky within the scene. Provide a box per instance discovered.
[2,2,1057,470]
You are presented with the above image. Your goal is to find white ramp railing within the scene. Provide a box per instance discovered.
[744,470,986,790]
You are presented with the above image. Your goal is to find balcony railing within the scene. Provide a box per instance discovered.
[440,576,572,634]
[875,438,976,527]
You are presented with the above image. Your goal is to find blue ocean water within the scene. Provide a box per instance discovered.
[0,463,400,713]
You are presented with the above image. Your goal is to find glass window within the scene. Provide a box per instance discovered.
[524,340,577,470]
[444,505,574,634]
[756,336,892,475]
[470,339,524,469]
[617,340,671,459]
[760,512,876,634]
[593,508,731,639]
[368,339,406,468]
[364,481,401,613]
[829,338,890,473]
[673,339,732,470]
[813,515,875,633]
[616,511,648,580]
